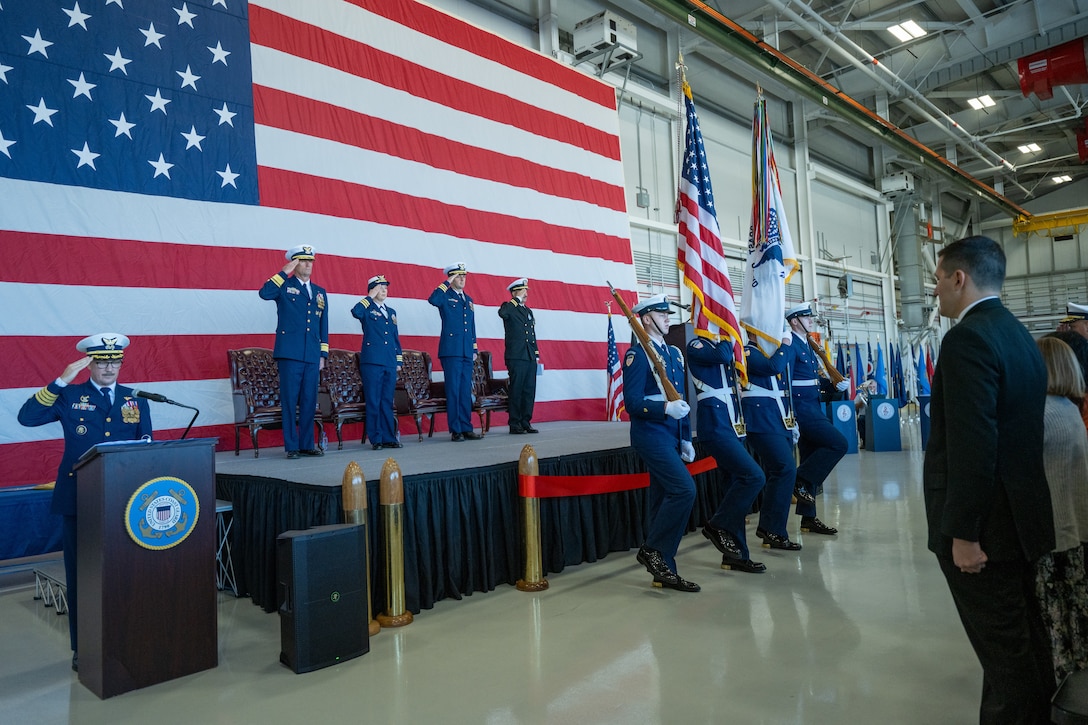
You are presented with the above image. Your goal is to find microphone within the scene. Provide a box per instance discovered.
[132,390,201,439]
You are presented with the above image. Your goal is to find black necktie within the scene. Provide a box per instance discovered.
[101,387,112,409]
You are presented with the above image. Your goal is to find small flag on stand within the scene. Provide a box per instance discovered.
[606,308,624,422]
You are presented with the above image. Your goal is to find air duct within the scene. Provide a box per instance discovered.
[1018,37,1088,100]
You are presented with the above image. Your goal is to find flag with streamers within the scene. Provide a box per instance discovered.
[740,91,798,356]
[676,74,745,381]
[606,309,624,421]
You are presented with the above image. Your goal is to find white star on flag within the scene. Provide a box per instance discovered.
[71,142,100,170]
[149,153,174,179]
[105,0,123,6]
[141,22,165,49]
[177,65,200,90]
[212,0,227,8]
[146,89,171,114]
[175,3,197,28]
[207,41,230,65]
[27,98,58,126]
[104,47,131,75]
[181,125,205,150]
[23,29,53,58]
[213,102,236,126]
[0,63,11,83]
[0,130,15,159]
[68,72,96,100]
[217,163,239,188]
[63,3,92,30]
[109,112,136,138]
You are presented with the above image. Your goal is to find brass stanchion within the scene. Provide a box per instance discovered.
[516,444,549,592]
[376,457,413,627]
[341,461,380,638]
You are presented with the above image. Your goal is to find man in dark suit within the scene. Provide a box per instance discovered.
[18,333,153,671]
[925,235,1054,723]
[259,245,329,458]
[498,277,539,434]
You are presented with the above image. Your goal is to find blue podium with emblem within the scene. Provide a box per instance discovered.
[74,438,218,699]
[918,394,931,449]
[865,397,902,452]
[826,400,859,454]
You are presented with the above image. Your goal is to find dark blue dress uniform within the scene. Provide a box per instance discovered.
[19,379,152,652]
[686,337,765,561]
[624,339,694,573]
[259,270,329,454]
[498,289,539,433]
[784,332,847,517]
[351,293,403,447]
[428,273,478,436]
[740,340,798,542]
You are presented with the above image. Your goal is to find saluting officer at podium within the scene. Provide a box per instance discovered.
[259,245,329,459]
[18,333,152,671]
[352,275,404,450]
[783,302,848,536]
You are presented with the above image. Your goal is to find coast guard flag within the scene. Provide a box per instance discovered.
[676,75,745,382]
[606,310,624,421]
[740,92,798,356]
[0,0,637,486]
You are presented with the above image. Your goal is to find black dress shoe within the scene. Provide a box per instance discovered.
[451,433,464,442]
[371,443,385,450]
[721,556,767,573]
[793,484,816,505]
[71,652,78,672]
[385,441,403,449]
[299,448,324,457]
[524,426,539,434]
[635,546,701,592]
[286,450,300,459]
[757,529,802,550]
[509,427,526,434]
[800,516,838,535]
[461,431,482,440]
[701,523,742,558]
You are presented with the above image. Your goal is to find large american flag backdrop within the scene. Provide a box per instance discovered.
[0,0,637,487]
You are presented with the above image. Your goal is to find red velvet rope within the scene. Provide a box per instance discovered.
[518,456,717,498]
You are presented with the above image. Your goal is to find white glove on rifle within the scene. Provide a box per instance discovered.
[680,440,695,463]
[665,399,690,420]
[835,380,850,392]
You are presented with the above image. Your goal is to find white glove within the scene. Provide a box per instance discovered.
[665,399,690,420]
[680,440,695,463]
[790,425,800,445]
[835,380,850,392]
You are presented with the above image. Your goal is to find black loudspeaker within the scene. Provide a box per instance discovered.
[276,523,369,673]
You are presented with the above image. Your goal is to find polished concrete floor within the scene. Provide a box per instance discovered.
[0,425,985,724]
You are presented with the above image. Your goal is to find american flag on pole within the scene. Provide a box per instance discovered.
[675,74,745,382]
[0,0,637,486]
[740,91,798,357]
[605,308,624,422]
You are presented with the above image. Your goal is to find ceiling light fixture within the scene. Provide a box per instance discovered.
[967,95,996,110]
[1052,175,1073,184]
[1018,143,1042,154]
[887,20,927,43]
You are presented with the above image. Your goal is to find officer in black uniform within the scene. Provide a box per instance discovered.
[624,295,699,592]
[428,263,481,441]
[18,333,153,671]
[259,245,329,459]
[352,274,403,450]
[498,277,539,434]
[687,336,767,573]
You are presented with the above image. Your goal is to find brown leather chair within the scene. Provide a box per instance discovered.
[228,348,283,457]
[319,349,366,450]
[395,350,446,440]
[472,350,509,433]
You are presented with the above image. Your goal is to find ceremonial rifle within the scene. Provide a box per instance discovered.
[606,281,682,402]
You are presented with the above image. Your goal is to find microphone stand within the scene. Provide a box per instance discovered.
[138,392,200,439]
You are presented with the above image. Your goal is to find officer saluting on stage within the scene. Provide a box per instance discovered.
[783,303,848,535]
[625,294,700,592]
[259,245,329,459]
[18,333,152,671]
[687,336,768,573]
[498,277,539,434]
[428,263,481,441]
[352,275,403,450]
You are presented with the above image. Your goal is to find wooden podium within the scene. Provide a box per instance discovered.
[74,438,218,699]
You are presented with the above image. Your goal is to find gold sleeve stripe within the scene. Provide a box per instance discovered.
[34,387,59,406]
[359,298,371,308]
[438,283,449,291]
[396,354,404,363]
[320,343,330,353]
[270,273,285,287]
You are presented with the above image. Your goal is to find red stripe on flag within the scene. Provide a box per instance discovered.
[250,5,620,160]
[253,86,626,213]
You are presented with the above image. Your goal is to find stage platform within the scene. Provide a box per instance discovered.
[212,420,736,616]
